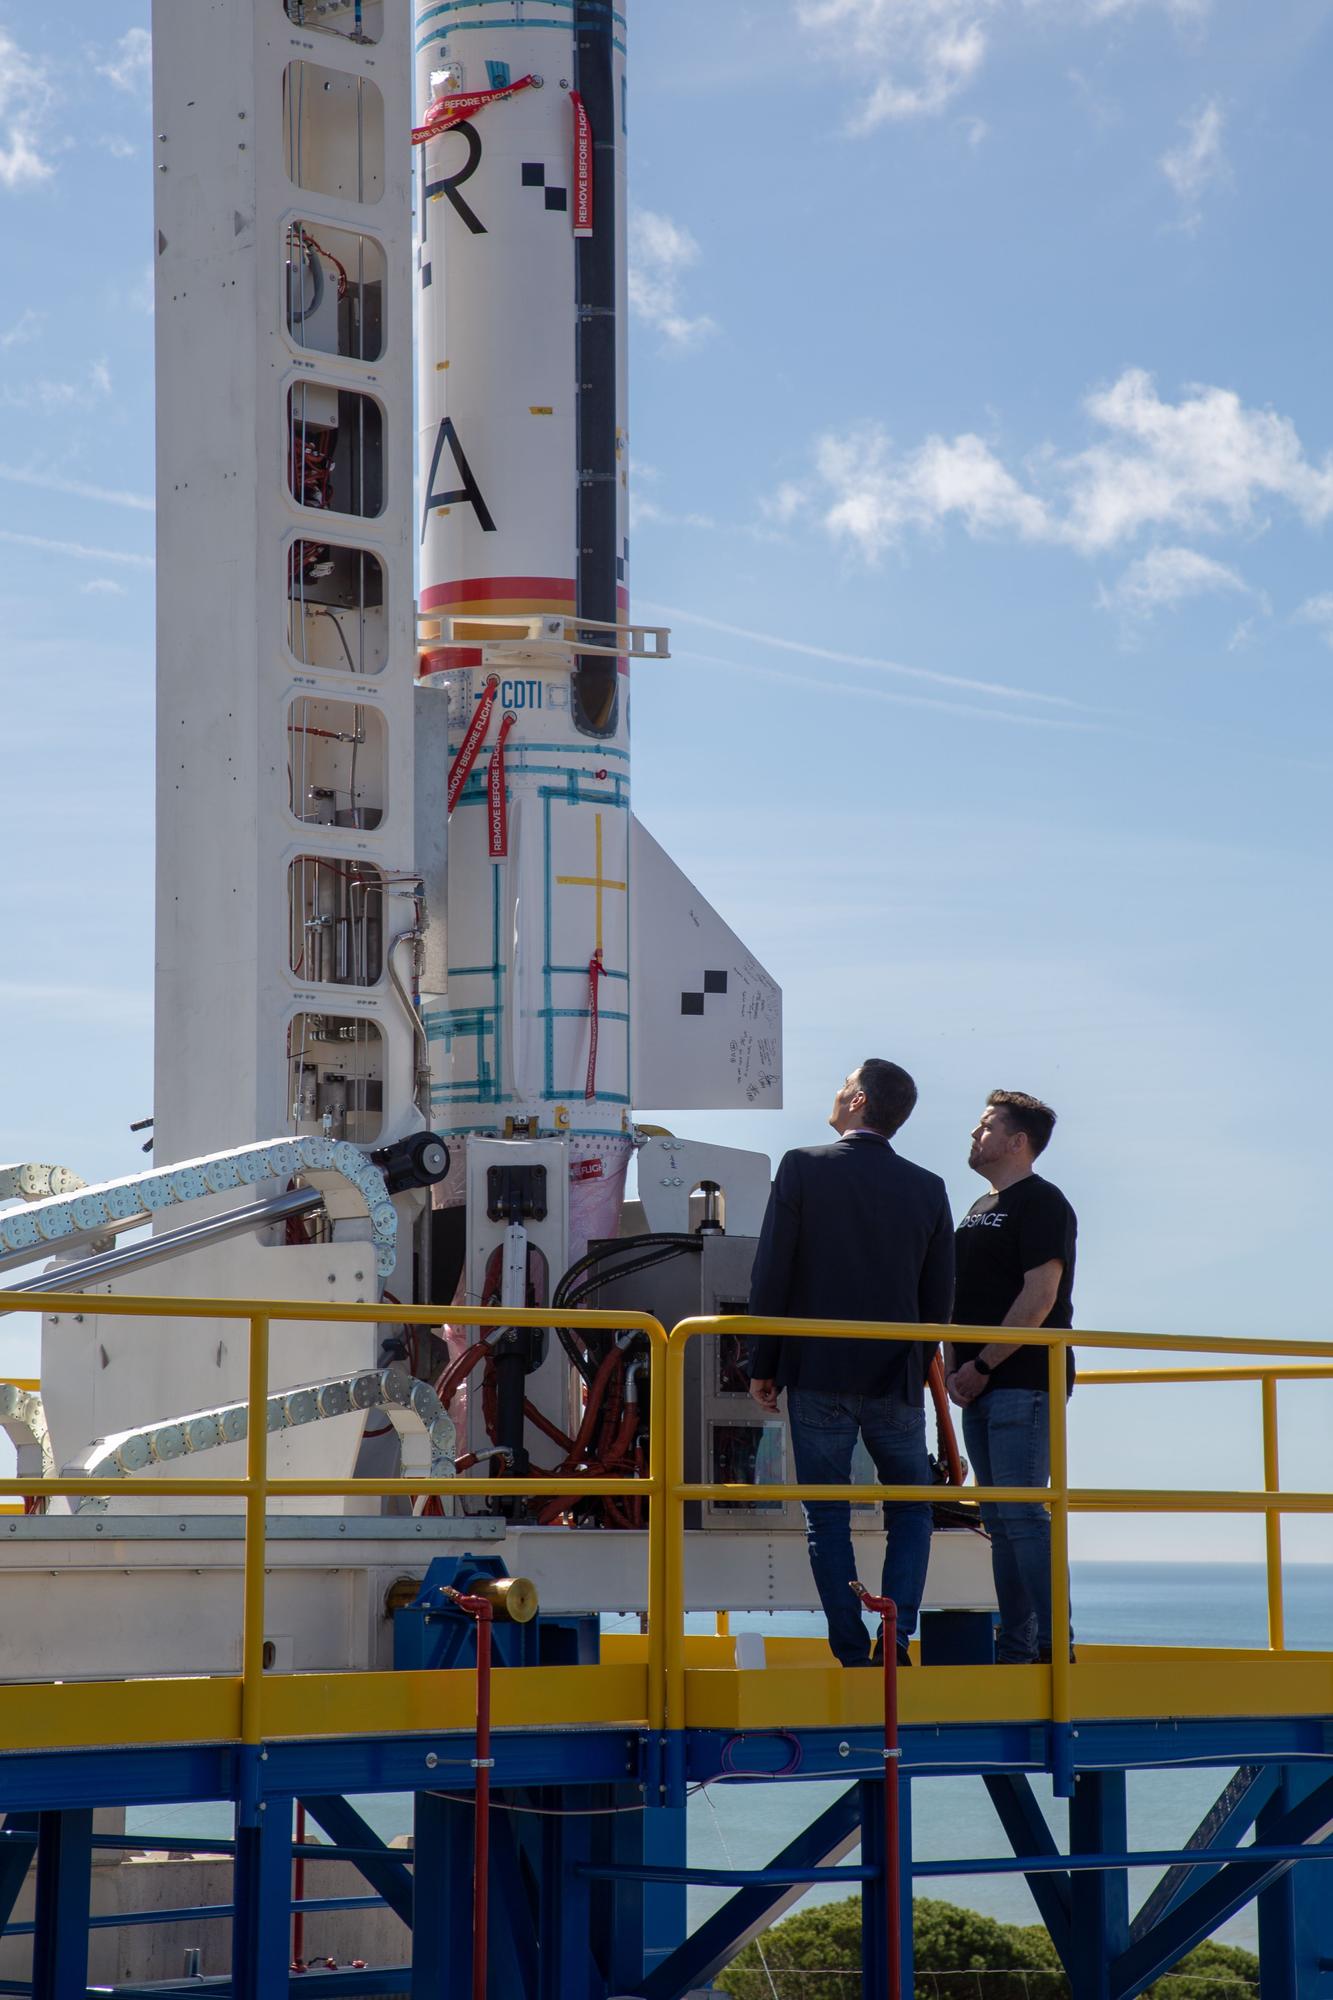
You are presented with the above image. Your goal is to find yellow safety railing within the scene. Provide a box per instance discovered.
[2,1294,668,1736]
[1078,1361,1333,1656]
[7,1296,1333,1747]
[667,1318,1333,1740]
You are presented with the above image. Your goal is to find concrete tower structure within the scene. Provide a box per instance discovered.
[152,0,422,1169]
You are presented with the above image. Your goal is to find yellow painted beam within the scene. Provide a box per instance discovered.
[0,1678,241,1754]
[262,1665,651,1737]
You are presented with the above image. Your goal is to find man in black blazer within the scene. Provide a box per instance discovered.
[747,1060,954,1666]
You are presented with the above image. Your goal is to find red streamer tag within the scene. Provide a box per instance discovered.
[488,711,518,859]
[411,74,537,146]
[571,91,594,238]
[572,1158,604,1183]
[584,947,603,1101]
[447,675,498,815]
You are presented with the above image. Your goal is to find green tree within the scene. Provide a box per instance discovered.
[720,1897,1259,1999]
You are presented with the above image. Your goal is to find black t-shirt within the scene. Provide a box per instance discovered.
[952,1175,1077,1394]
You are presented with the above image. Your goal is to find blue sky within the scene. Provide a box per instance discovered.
[2,0,1331,1559]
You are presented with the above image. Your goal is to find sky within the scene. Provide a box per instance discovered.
[1,0,1332,1560]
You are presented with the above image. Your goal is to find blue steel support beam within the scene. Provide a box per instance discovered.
[231,1787,294,2000]
[859,1779,888,2000]
[1257,1767,1333,2000]
[1133,1765,1279,1941]
[639,1801,687,1980]
[0,1818,38,1934]
[413,1789,470,2000]
[538,1792,593,2000]
[636,1784,863,2000]
[1068,1770,1129,2000]
[485,1810,539,1996]
[298,1795,414,1925]
[602,1795,643,1998]
[31,1811,91,2000]
[983,1774,1072,1968]
[1110,1765,1333,1999]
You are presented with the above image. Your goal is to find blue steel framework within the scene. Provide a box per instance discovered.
[8,1304,1333,1994]
[5,1713,1333,1995]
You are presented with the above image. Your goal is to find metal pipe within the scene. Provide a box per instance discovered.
[852,1582,902,2000]
[241,1313,270,1746]
[443,1588,494,2000]
[387,928,431,1112]
[3,1190,322,1292]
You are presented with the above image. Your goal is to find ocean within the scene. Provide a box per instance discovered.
[126,1561,1333,1954]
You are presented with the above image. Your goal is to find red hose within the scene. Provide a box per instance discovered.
[927,1351,965,1485]
[852,1582,902,2000]
[523,1398,577,1454]
[292,1801,306,1970]
[444,1590,494,2000]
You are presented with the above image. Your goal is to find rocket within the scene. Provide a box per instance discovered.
[410,1,782,1272]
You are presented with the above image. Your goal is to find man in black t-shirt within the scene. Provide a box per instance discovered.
[945,1090,1077,1665]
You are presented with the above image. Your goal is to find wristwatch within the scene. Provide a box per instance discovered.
[973,1356,992,1378]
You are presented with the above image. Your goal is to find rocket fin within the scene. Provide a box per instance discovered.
[630,817,782,1112]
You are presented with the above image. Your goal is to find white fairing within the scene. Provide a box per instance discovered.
[415,3,632,1176]
[630,820,783,1113]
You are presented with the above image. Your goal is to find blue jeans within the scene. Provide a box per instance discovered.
[962,1388,1066,1664]
[786,1390,933,1666]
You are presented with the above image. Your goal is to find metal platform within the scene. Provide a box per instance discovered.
[3,1294,1333,1997]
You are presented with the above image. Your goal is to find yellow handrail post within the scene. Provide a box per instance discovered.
[1047,1340,1073,1796]
[645,1324,667,1730]
[663,1332,688,1739]
[240,1313,270,1747]
[1262,1374,1285,1653]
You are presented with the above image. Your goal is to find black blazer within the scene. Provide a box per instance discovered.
[747,1136,954,1400]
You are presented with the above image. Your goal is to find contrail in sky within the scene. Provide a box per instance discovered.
[673,650,1102,733]
[0,466,155,513]
[0,529,153,568]
[642,600,1096,712]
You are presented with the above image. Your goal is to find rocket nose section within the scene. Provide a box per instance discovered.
[629,817,783,1113]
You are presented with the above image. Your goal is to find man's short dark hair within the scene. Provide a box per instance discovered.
[856,1060,918,1137]
[988,1089,1057,1157]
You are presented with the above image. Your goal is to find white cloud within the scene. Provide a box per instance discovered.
[2,361,115,412]
[796,0,994,128]
[1081,0,1209,20]
[628,209,717,349]
[100,135,137,159]
[81,578,131,598]
[98,28,152,95]
[1098,545,1247,620]
[629,493,716,532]
[759,482,809,528]
[0,30,53,189]
[803,370,1333,564]
[0,466,154,513]
[1294,594,1333,648]
[1061,369,1333,551]
[819,427,1050,560]
[1160,99,1227,222]
[796,0,1209,130]
[0,308,42,348]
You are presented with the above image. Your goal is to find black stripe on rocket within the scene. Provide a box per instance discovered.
[571,1,620,740]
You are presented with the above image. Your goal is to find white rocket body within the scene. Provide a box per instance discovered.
[414,2,633,1239]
